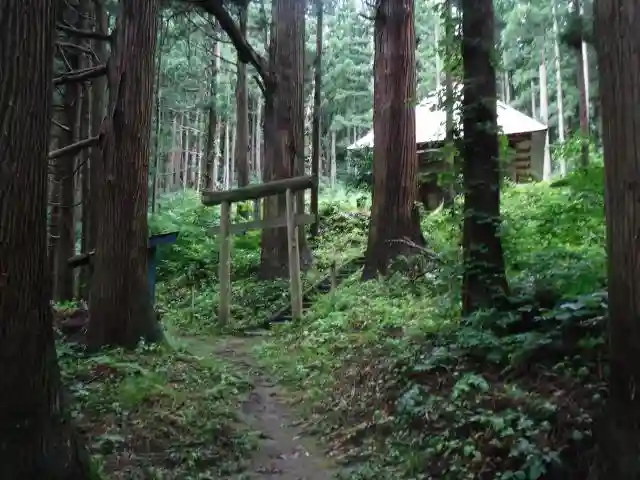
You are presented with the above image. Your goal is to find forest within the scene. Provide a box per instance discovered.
[0,0,637,478]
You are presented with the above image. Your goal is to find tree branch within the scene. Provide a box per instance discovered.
[189,0,272,89]
[57,41,101,62]
[56,22,112,42]
[51,118,71,132]
[53,64,108,85]
[48,135,100,160]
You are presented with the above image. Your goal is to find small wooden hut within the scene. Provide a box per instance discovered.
[347,87,549,210]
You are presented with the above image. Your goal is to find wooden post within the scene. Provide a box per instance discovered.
[286,188,303,320]
[218,201,232,323]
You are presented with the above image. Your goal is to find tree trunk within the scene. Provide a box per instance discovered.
[330,128,336,187]
[574,0,589,168]
[231,121,237,186]
[362,0,425,279]
[53,0,82,302]
[235,3,250,187]
[592,0,640,477]
[224,121,231,189]
[150,14,163,213]
[530,79,537,118]
[310,0,324,237]
[254,97,263,179]
[434,14,442,88]
[539,54,551,180]
[79,0,93,298]
[183,112,190,191]
[0,1,92,476]
[444,0,456,206]
[203,38,219,190]
[260,0,312,279]
[460,0,509,314]
[253,97,263,219]
[88,0,162,349]
[552,0,566,176]
[89,0,108,253]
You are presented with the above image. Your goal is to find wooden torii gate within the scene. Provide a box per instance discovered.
[201,175,317,323]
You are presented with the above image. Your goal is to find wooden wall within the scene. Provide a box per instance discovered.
[415,131,535,212]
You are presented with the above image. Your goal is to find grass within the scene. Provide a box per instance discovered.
[252,167,608,479]
[58,334,256,479]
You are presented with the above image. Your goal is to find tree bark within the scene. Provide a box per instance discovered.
[593,0,640,477]
[260,0,312,279]
[539,54,551,180]
[203,38,220,190]
[88,0,162,349]
[0,0,92,476]
[310,0,324,238]
[460,0,509,314]
[362,0,425,279]
[53,0,82,303]
[224,121,231,188]
[89,0,108,253]
[79,0,93,299]
[330,129,336,187]
[235,2,250,187]
[574,0,590,168]
[444,0,456,206]
[552,0,566,176]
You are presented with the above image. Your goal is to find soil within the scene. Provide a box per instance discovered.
[214,336,336,480]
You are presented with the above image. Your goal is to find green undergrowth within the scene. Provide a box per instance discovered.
[252,166,608,479]
[150,167,607,479]
[151,187,370,334]
[58,336,255,479]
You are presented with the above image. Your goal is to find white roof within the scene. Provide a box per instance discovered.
[348,85,547,150]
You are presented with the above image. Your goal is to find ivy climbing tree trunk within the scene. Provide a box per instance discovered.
[362,0,425,279]
[593,0,640,477]
[88,0,162,349]
[0,1,92,476]
[260,0,312,279]
[460,0,509,314]
[235,1,250,187]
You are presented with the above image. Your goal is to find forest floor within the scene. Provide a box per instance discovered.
[59,327,337,479]
[207,334,336,479]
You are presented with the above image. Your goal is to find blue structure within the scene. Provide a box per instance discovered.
[68,231,179,307]
[147,231,179,305]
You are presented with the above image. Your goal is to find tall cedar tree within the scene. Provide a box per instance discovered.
[88,0,162,348]
[260,0,312,278]
[235,1,250,187]
[362,0,425,279]
[460,0,509,314]
[0,1,92,476]
[594,0,640,477]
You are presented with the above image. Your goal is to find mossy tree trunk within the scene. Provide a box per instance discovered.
[460,0,509,314]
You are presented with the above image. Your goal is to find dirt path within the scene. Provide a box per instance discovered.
[182,334,336,479]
